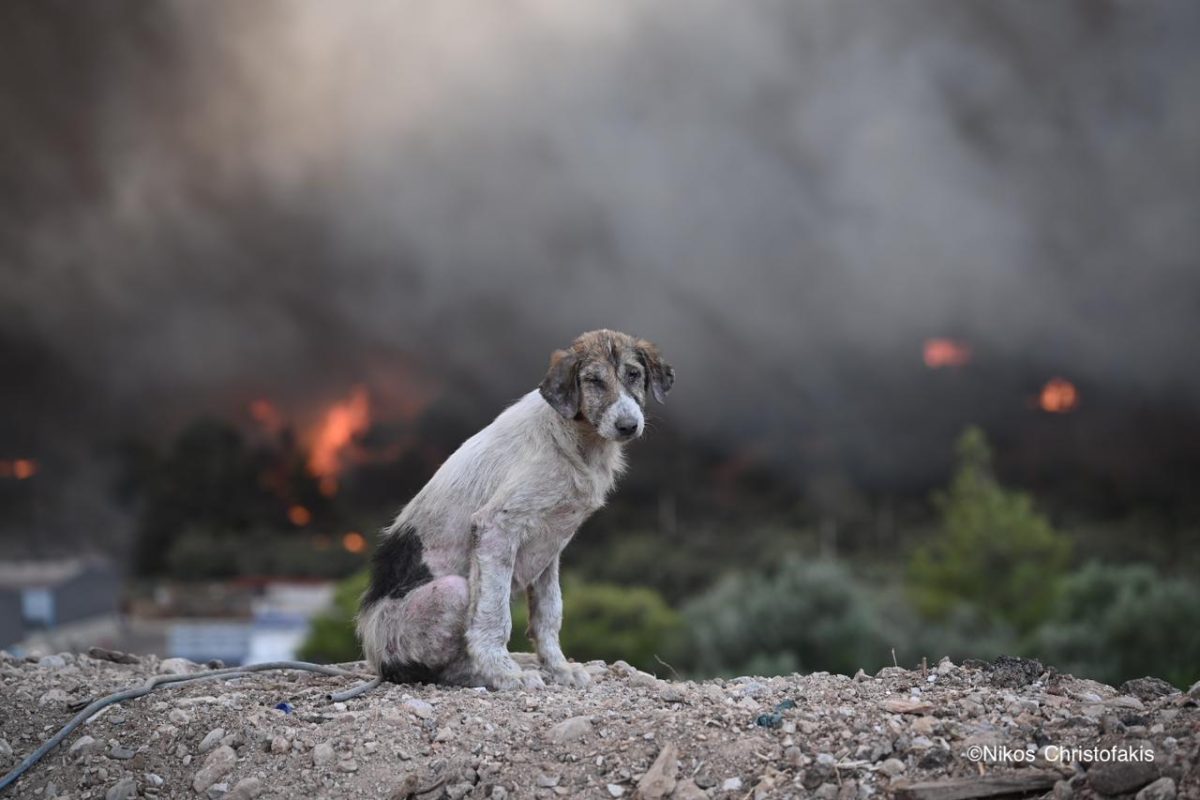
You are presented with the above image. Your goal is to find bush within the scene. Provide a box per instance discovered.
[510,578,684,674]
[680,556,886,677]
[909,427,1071,634]
[1033,561,1200,689]
[297,571,369,663]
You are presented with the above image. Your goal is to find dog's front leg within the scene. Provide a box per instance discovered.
[465,514,545,691]
[527,553,590,687]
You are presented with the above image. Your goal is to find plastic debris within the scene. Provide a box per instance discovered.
[273,702,293,714]
[755,712,783,729]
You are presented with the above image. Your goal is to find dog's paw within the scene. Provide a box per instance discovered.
[487,668,546,692]
[545,662,591,688]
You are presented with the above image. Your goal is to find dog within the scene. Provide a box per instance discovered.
[357,329,674,690]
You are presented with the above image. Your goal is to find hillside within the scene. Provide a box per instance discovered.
[0,651,1196,799]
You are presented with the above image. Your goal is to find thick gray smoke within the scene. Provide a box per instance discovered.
[2,1,1198,519]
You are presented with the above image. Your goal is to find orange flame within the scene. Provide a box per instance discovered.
[342,531,367,554]
[0,459,38,480]
[923,338,972,369]
[288,505,312,526]
[308,386,371,496]
[1039,378,1079,413]
[249,399,286,435]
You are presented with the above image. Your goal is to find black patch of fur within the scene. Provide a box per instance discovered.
[361,525,433,609]
[379,659,441,685]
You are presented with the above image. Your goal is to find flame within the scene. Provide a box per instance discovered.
[923,338,972,368]
[308,385,371,496]
[1039,378,1079,413]
[249,398,286,435]
[0,459,38,480]
[288,505,312,526]
[342,531,367,554]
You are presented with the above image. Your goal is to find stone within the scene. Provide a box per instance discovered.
[105,776,138,800]
[403,698,434,719]
[852,669,869,682]
[69,735,98,757]
[0,738,12,758]
[269,736,290,754]
[536,773,561,788]
[338,759,359,773]
[547,715,593,744]
[721,778,743,792]
[199,728,226,753]
[108,744,136,760]
[158,657,201,676]
[879,758,906,777]
[312,741,336,767]
[1136,777,1177,800]
[207,782,229,799]
[37,655,67,670]
[1120,677,1178,701]
[636,742,678,799]
[607,784,625,797]
[1088,758,1159,795]
[39,688,71,705]
[192,745,237,793]
[168,708,191,726]
[674,779,708,800]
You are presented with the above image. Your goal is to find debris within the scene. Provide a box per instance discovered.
[892,770,1059,800]
[273,702,294,714]
[635,742,678,799]
[87,647,141,665]
[192,745,237,793]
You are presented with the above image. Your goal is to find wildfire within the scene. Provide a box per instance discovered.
[923,338,972,369]
[0,459,38,480]
[308,385,371,496]
[249,398,286,435]
[342,531,367,554]
[1039,377,1080,413]
[288,505,312,526]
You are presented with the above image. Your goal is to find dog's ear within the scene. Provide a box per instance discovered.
[539,348,581,418]
[635,339,675,404]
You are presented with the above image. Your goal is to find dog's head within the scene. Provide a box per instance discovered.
[539,329,674,442]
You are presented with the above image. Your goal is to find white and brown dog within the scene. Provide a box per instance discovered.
[357,329,674,690]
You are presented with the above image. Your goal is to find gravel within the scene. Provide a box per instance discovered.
[0,650,1196,798]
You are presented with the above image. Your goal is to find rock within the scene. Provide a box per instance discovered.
[658,687,685,703]
[636,742,678,799]
[199,728,226,753]
[879,698,933,715]
[158,657,202,676]
[674,779,708,800]
[0,738,12,758]
[536,773,561,788]
[338,759,359,773]
[269,736,290,754]
[446,782,474,799]
[987,655,1043,688]
[721,777,743,792]
[146,773,165,787]
[105,776,138,800]
[936,657,955,675]
[1136,777,1177,800]
[207,783,229,799]
[192,745,237,793]
[312,741,336,767]
[879,758,906,777]
[87,646,142,665]
[547,715,593,744]
[1087,745,1160,796]
[168,708,191,726]
[1120,677,1178,701]
[814,783,839,800]
[607,784,625,797]
[491,787,508,800]
[37,654,67,669]
[108,744,136,760]
[403,698,434,719]
[39,688,71,705]
[70,735,98,756]
[852,669,869,682]
[876,667,909,679]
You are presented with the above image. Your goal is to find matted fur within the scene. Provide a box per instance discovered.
[357,329,673,689]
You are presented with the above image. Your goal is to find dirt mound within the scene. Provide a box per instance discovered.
[1,651,1196,799]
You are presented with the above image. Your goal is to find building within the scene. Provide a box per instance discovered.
[0,558,121,653]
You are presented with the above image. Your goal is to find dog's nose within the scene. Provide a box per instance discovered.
[615,419,639,438]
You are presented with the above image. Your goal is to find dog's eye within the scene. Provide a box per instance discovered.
[625,369,642,383]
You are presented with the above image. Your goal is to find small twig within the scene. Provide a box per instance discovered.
[892,648,899,668]
[653,654,681,681]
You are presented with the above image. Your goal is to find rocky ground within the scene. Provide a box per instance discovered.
[0,650,1196,799]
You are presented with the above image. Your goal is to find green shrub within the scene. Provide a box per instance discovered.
[297,571,369,663]
[909,427,1071,634]
[1033,561,1200,688]
[510,578,684,673]
[680,556,886,677]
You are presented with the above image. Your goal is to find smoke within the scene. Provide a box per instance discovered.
[1,1,1198,501]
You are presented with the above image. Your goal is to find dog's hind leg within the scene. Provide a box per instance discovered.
[358,575,470,684]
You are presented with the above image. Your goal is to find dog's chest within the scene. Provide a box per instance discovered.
[511,487,603,588]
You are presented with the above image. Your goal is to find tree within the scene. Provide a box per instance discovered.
[908,427,1071,634]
